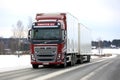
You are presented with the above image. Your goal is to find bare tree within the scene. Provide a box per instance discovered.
[12,20,25,55]
[11,19,31,55]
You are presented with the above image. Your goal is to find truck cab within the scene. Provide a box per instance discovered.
[28,13,67,68]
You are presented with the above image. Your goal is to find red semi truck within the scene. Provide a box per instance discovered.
[28,13,91,68]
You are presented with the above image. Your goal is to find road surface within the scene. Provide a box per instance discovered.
[0,55,119,80]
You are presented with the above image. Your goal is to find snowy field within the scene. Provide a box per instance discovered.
[0,55,31,72]
[92,48,120,55]
[0,49,119,72]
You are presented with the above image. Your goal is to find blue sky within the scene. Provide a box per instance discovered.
[0,0,120,41]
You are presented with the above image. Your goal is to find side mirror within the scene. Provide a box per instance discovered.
[28,29,31,42]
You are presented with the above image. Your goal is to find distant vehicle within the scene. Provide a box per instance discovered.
[28,13,91,68]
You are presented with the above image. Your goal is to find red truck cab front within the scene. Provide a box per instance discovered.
[28,13,67,68]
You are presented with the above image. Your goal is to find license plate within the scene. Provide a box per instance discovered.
[43,63,49,65]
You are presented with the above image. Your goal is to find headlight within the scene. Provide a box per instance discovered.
[57,54,61,60]
[58,54,61,58]
[31,54,35,61]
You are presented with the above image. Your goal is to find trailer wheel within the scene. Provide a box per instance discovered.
[80,56,83,64]
[87,55,91,62]
[32,64,39,69]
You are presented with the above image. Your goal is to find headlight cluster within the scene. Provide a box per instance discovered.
[57,53,62,61]
[31,54,35,61]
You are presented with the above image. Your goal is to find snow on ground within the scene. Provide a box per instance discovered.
[0,55,31,72]
[91,48,119,59]
[92,48,120,55]
[0,49,119,72]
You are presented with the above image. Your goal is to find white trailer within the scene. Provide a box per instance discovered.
[66,13,91,64]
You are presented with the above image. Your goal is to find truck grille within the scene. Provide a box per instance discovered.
[34,46,57,62]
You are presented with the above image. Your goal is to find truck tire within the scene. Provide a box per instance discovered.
[68,54,76,66]
[32,64,39,69]
[60,55,67,68]
[60,62,67,68]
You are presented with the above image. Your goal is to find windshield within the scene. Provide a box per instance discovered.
[32,28,61,40]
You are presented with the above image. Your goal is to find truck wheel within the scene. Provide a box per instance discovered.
[69,54,75,66]
[61,62,67,68]
[32,64,39,69]
[60,55,67,68]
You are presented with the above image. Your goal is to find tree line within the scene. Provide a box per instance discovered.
[0,38,29,55]
[92,39,120,49]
